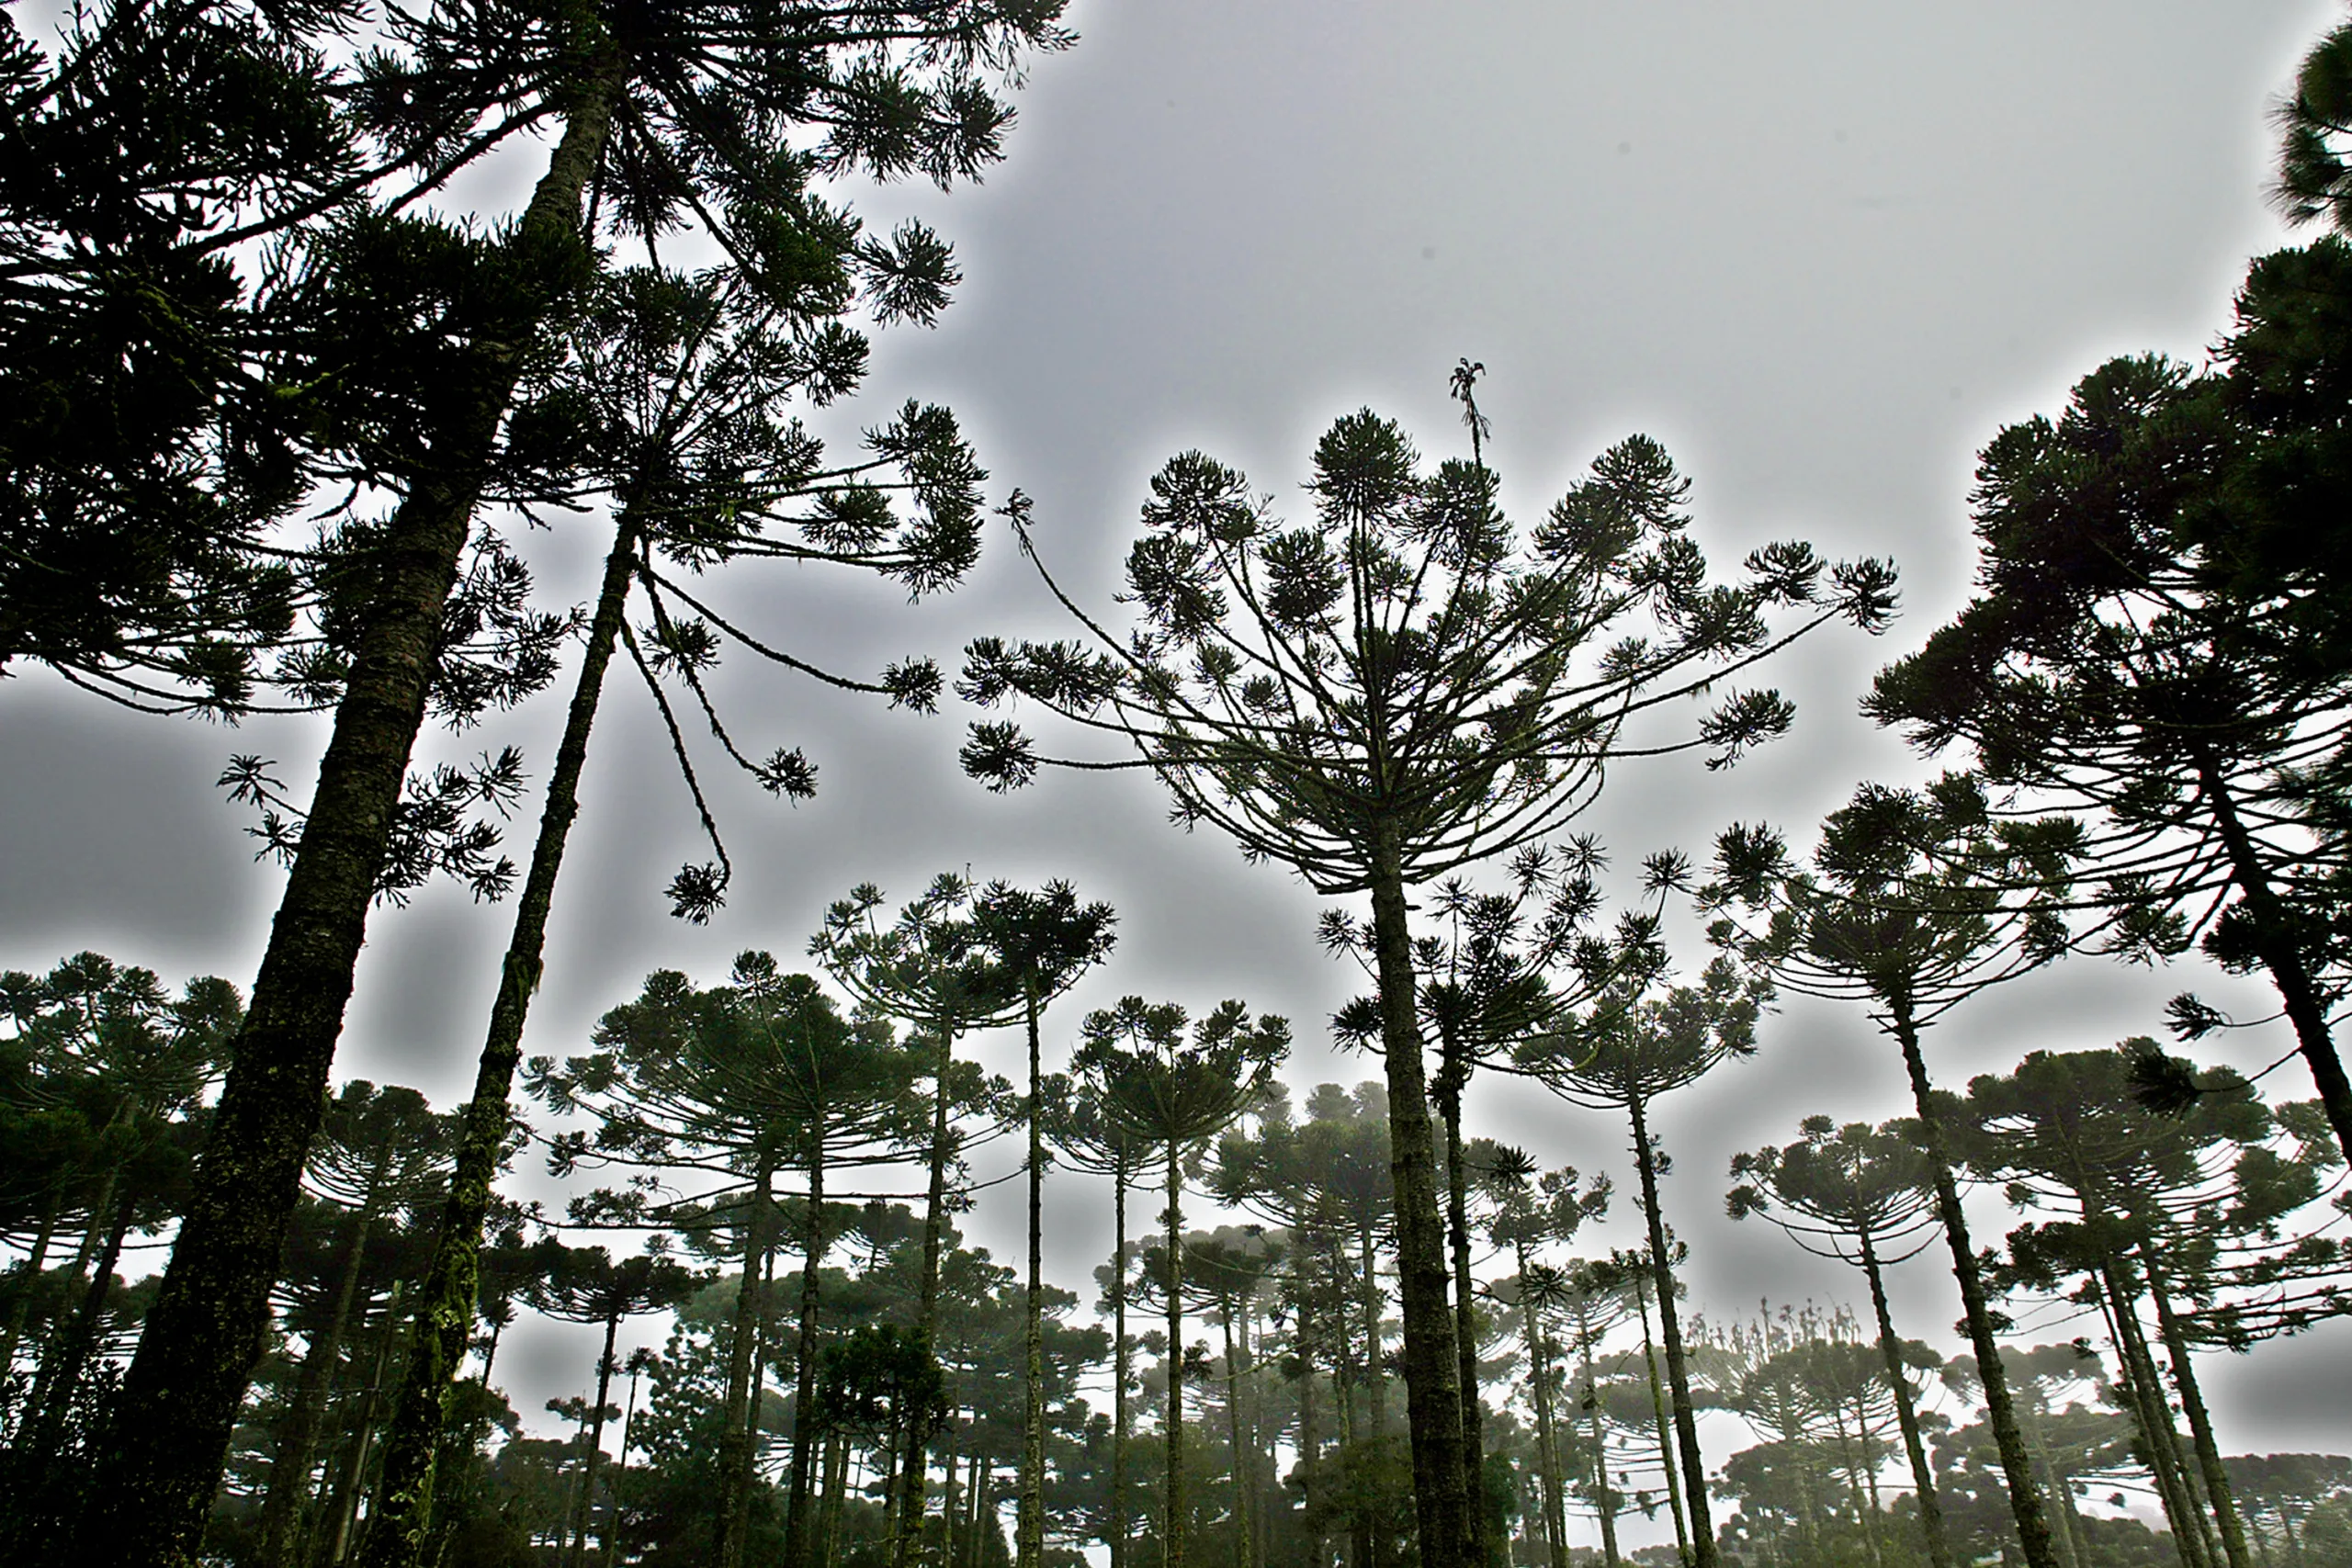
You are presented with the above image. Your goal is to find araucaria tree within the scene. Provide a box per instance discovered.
[1073,998,1287,1568]
[958,365,1895,1568]
[1728,1117,1952,1568]
[82,5,1072,1560]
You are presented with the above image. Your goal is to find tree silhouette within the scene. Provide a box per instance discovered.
[959,368,1894,1568]
[1728,1116,1951,1568]
[1075,997,1286,1568]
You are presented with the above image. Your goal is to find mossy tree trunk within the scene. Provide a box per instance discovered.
[86,52,626,1565]
[1364,828,1474,1568]
[362,500,643,1567]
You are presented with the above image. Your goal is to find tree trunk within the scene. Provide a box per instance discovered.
[1574,1304,1618,1568]
[2142,1249,2254,1568]
[361,501,645,1568]
[890,1028,960,1568]
[1510,1245,1563,1568]
[324,1283,406,1564]
[1222,1302,1247,1568]
[1859,1228,1950,1568]
[1114,1163,1131,1568]
[26,1179,134,1461]
[87,53,628,1563]
[717,1156,780,1568]
[261,1204,379,1567]
[2193,755,2352,1165]
[1438,1088,1487,1567]
[1364,832,1474,1568]
[1167,1144,1187,1568]
[0,1197,60,1390]
[1886,997,2061,1568]
[2095,1262,2212,1568]
[1295,1261,1320,1568]
[787,1141,831,1568]
[565,1309,622,1568]
[611,1364,644,1568]
[1023,984,1046,1568]
[1623,1096,1710,1568]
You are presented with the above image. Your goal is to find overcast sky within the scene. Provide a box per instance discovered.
[4,0,2346,1529]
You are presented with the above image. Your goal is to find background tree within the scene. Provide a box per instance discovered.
[959,367,1895,1568]
[1076,997,1287,1568]
[1703,778,2081,1568]
[1728,1115,1952,1568]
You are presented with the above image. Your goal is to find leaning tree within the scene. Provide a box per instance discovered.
[959,365,1895,1568]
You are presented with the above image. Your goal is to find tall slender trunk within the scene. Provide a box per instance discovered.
[890,1029,959,1568]
[787,1139,831,1568]
[0,1198,61,1391]
[1438,1087,1487,1566]
[1295,1258,1320,1568]
[820,1424,849,1568]
[2193,756,2352,1164]
[565,1309,622,1568]
[89,53,628,1563]
[2095,1263,2212,1568]
[1022,984,1046,1568]
[362,500,645,1568]
[1574,1305,1618,1568]
[1857,1227,1950,1568]
[1114,1163,1131,1568]
[1166,1144,1187,1568]
[2142,1249,2253,1568]
[324,1283,406,1564]
[1510,1245,1563,1568]
[262,1204,380,1567]
[1365,831,1473,1568]
[610,1363,644,1568]
[1624,1097,1708,1568]
[1885,997,2060,1568]
[717,1156,779,1568]
[26,1179,134,1460]
[1626,1255,1688,1562]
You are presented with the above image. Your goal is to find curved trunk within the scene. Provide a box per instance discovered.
[362,500,644,1568]
[1167,1145,1187,1568]
[90,51,628,1562]
[1887,996,2060,1568]
[1365,830,1473,1568]
[1023,986,1046,1568]
[716,1156,780,1568]
[1857,1227,1950,1568]
[786,1138,831,1568]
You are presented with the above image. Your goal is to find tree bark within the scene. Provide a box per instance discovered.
[1510,1243,1564,1568]
[85,51,626,1563]
[360,500,644,1568]
[1365,830,1474,1568]
[1623,1095,1711,1568]
[1886,998,2061,1568]
[890,1028,959,1568]
[1114,1162,1131,1568]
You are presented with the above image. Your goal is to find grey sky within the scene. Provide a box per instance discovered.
[3,0,2346,1529]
